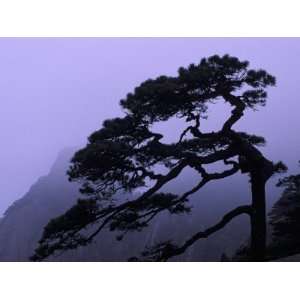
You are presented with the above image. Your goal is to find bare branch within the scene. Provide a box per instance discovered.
[222,93,246,132]
[178,161,239,202]
[145,205,252,261]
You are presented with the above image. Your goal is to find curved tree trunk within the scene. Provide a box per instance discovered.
[250,169,267,261]
[226,129,274,261]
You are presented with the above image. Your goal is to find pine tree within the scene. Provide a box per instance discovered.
[31,55,285,262]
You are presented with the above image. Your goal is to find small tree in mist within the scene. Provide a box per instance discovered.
[31,55,285,262]
[268,165,300,259]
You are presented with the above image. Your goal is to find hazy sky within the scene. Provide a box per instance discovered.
[0,38,299,214]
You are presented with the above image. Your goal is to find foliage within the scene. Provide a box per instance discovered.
[32,54,278,261]
[268,165,300,259]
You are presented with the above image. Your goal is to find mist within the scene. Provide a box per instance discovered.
[1,37,300,215]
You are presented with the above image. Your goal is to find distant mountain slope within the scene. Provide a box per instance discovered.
[0,148,252,261]
[0,148,79,261]
[0,149,154,261]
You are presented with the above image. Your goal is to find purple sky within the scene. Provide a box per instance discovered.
[0,38,299,214]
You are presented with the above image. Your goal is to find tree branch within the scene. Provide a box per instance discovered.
[222,93,246,132]
[145,205,252,261]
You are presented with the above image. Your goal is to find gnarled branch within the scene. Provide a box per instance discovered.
[142,205,252,261]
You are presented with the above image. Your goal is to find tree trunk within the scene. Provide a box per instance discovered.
[250,169,267,261]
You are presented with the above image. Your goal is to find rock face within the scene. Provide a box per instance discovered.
[0,148,79,261]
[0,148,251,261]
[266,173,300,261]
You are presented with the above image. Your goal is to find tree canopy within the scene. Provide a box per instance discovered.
[31,54,284,261]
